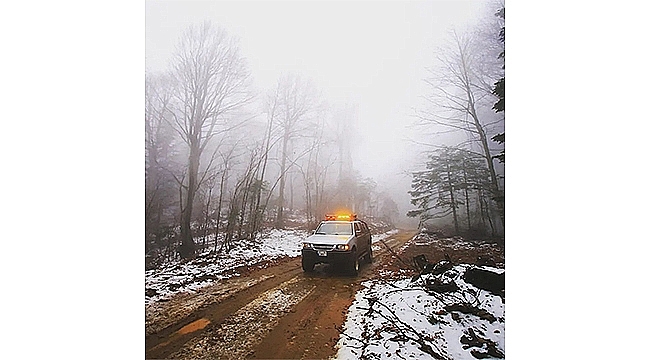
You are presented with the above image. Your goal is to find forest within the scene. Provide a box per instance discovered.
[145,24,401,264]
[145,2,505,266]
[408,6,505,238]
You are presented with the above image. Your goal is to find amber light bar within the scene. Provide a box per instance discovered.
[324,214,357,221]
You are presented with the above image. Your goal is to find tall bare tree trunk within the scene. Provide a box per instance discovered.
[275,131,289,228]
[468,98,504,226]
[180,143,199,258]
[202,183,211,248]
[446,162,459,234]
[250,105,275,239]
[289,173,294,211]
[462,158,472,231]
[214,165,227,253]
[479,188,495,237]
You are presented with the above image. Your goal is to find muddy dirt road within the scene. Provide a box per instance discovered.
[145,230,416,360]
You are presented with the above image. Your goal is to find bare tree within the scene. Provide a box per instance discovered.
[145,74,166,248]
[272,74,319,228]
[245,85,282,237]
[168,22,253,258]
[212,143,238,252]
[418,29,504,228]
[295,110,336,227]
[221,146,260,252]
[145,73,180,257]
[198,169,218,249]
[330,105,357,210]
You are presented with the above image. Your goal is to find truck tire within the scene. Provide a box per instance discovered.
[302,258,315,272]
[348,249,359,276]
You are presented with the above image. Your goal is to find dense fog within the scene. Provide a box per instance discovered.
[145,0,505,258]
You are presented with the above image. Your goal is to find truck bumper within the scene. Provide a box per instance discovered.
[302,249,354,267]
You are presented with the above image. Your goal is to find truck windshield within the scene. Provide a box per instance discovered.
[315,222,352,235]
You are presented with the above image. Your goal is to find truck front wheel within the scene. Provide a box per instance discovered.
[348,249,359,276]
[302,258,315,272]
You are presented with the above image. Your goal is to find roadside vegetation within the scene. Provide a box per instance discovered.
[338,229,505,359]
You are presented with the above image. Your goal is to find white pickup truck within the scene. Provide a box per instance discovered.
[300,214,372,276]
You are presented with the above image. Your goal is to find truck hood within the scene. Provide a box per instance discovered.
[305,234,353,245]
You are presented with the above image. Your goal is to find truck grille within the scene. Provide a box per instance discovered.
[312,244,335,251]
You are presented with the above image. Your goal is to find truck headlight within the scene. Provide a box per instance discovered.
[335,244,350,251]
[302,243,312,249]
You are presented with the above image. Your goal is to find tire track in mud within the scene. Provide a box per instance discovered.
[170,276,316,360]
[249,275,359,360]
[249,229,417,360]
[145,274,275,337]
[146,259,304,359]
[145,229,416,360]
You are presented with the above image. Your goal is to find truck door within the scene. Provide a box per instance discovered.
[354,223,365,253]
[362,223,371,250]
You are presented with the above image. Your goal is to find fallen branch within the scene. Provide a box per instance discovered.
[411,254,453,282]
[367,296,450,360]
[444,303,497,323]
[461,328,505,359]
[333,327,365,349]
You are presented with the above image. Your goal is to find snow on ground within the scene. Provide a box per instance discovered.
[335,264,505,360]
[372,229,399,244]
[145,228,399,304]
[371,229,399,252]
[145,274,275,336]
[145,229,307,304]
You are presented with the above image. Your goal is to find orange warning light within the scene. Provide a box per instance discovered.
[324,213,357,221]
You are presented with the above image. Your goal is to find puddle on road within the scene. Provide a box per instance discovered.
[176,318,211,335]
[149,318,211,354]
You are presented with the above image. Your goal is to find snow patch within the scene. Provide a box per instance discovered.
[145,229,307,304]
[335,265,505,359]
[372,229,399,244]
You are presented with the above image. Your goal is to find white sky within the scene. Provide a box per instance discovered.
[145,0,486,198]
